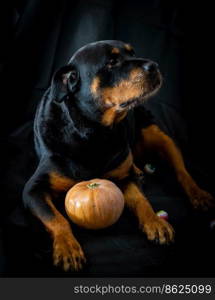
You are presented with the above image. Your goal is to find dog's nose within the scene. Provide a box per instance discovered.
[143,61,158,73]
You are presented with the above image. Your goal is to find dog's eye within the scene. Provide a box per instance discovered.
[106,57,120,68]
[130,50,136,57]
[109,58,118,65]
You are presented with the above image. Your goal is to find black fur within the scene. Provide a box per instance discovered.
[23,40,158,236]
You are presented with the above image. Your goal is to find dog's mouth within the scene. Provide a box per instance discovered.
[119,73,162,111]
[119,98,141,109]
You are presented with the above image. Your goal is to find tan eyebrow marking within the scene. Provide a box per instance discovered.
[111,47,120,54]
[124,44,133,52]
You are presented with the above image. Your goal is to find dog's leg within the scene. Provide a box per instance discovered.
[23,163,86,271]
[121,181,174,244]
[139,124,214,209]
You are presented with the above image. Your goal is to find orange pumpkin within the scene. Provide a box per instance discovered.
[65,179,124,229]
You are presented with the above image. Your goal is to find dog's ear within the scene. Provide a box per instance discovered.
[51,64,79,102]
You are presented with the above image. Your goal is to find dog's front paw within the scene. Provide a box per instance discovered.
[189,187,215,210]
[53,234,86,271]
[141,216,174,245]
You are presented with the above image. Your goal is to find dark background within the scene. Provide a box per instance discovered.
[0,0,215,277]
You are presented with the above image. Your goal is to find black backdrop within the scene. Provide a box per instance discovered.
[0,0,215,276]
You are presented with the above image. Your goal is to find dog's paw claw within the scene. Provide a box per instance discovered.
[53,236,86,272]
[141,216,175,245]
[190,189,215,211]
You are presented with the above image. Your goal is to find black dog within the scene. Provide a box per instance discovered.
[23,40,214,271]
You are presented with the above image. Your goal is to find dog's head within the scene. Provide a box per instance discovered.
[52,40,162,126]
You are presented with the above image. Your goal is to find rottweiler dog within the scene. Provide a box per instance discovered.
[23,40,214,271]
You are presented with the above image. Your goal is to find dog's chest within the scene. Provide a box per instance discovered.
[67,121,132,180]
[103,151,133,180]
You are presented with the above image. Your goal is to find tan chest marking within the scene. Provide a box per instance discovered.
[49,172,76,192]
[104,152,133,180]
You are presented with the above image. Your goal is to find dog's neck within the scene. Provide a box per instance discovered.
[61,98,122,140]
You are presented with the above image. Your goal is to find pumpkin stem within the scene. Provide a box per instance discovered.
[87,182,100,189]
